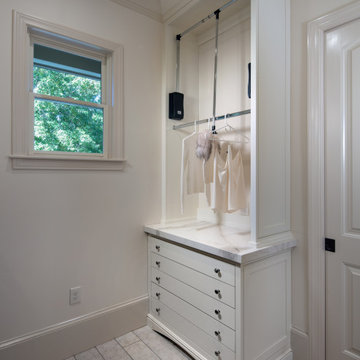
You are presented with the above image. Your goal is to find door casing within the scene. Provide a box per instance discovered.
[307,2,360,360]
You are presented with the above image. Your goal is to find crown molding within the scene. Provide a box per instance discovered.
[109,0,163,22]
[108,0,201,24]
[162,0,197,24]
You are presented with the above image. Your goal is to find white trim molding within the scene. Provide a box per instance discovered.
[11,11,125,170]
[0,295,148,360]
[307,3,360,360]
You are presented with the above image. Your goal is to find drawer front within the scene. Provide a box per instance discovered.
[152,253,235,308]
[151,299,235,360]
[151,283,235,350]
[150,237,235,285]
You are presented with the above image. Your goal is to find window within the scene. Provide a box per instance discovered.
[11,11,125,170]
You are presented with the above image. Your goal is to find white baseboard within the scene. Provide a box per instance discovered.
[291,327,309,360]
[0,295,148,360]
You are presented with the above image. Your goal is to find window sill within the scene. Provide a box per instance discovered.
[9,155,126,171]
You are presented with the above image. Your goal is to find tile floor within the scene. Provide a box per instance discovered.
[65,326,194,360]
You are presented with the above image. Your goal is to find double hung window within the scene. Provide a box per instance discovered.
[12,11,124,170]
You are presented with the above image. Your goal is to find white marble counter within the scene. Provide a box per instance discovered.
[144,220,296,265]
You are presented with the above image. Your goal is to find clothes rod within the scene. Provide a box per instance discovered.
[172,109,250,130]
[177,0,238,39]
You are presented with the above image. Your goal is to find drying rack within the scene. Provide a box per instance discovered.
[172,0,251,131]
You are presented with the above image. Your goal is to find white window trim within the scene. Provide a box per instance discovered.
[11,11,125,170]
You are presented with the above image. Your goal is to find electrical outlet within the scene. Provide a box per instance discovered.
[69,286,81,305]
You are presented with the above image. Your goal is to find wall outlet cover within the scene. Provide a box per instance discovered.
[69,286,81,305]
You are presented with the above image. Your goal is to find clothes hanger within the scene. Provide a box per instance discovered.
[210,114,249,143]
[214,113,235,132]
[182,115,198,142]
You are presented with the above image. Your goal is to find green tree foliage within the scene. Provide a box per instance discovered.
[33,66,103,153]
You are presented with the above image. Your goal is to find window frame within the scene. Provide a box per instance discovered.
[11,11,125,170]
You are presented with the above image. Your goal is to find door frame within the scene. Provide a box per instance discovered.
[307,2,360,360]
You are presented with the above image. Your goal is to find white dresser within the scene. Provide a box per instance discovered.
[145,222,296,360]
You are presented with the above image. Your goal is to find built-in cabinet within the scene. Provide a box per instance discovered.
[145,227,295,360]
[145,0,294,359]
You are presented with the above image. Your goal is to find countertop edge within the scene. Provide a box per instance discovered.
[144,225,296,265]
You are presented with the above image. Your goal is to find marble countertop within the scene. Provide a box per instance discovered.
[144,220,296,265]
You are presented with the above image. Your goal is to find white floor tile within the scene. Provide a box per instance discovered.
[65,326,193,360]
[116,331,140,347]
[75,347,103,360]
[124,340,160,360]
[134,326,192,360]
[97,339,131,360]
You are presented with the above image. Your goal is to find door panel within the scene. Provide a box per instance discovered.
[325,18,360,360]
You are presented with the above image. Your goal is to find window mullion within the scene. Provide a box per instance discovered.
[33,92,105,109]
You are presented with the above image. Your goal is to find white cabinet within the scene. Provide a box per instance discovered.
[146,229,294,360]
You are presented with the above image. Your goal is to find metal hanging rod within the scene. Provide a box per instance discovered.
[174,0,238,97]
[176,0,238,39]
[172,109,250,130]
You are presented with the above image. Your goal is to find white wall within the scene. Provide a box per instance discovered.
[290,0,355,356]
[0,0,162,343]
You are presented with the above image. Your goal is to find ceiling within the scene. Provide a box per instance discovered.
[108,0,249,24]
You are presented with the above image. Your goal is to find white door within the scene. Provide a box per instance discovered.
[325,18,360,360]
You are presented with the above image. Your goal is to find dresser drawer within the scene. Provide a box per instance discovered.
[151,299,235,360]
[152,268,235,329]
[149,237,235,285]
[152,252,235,308]
[151,283,235,351]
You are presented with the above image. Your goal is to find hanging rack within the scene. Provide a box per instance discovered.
[172,109,250,130]
[173,0,251,130]
[174,0,239,93]
[176,0,238,39]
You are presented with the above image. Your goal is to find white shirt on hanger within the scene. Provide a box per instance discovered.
[180,133,205,213]
[204,141,247,213]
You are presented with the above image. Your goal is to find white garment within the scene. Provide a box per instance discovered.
[204,141,228,212]
[227,145,247,212]
[180,133,205,213]
[204,142,247,213]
